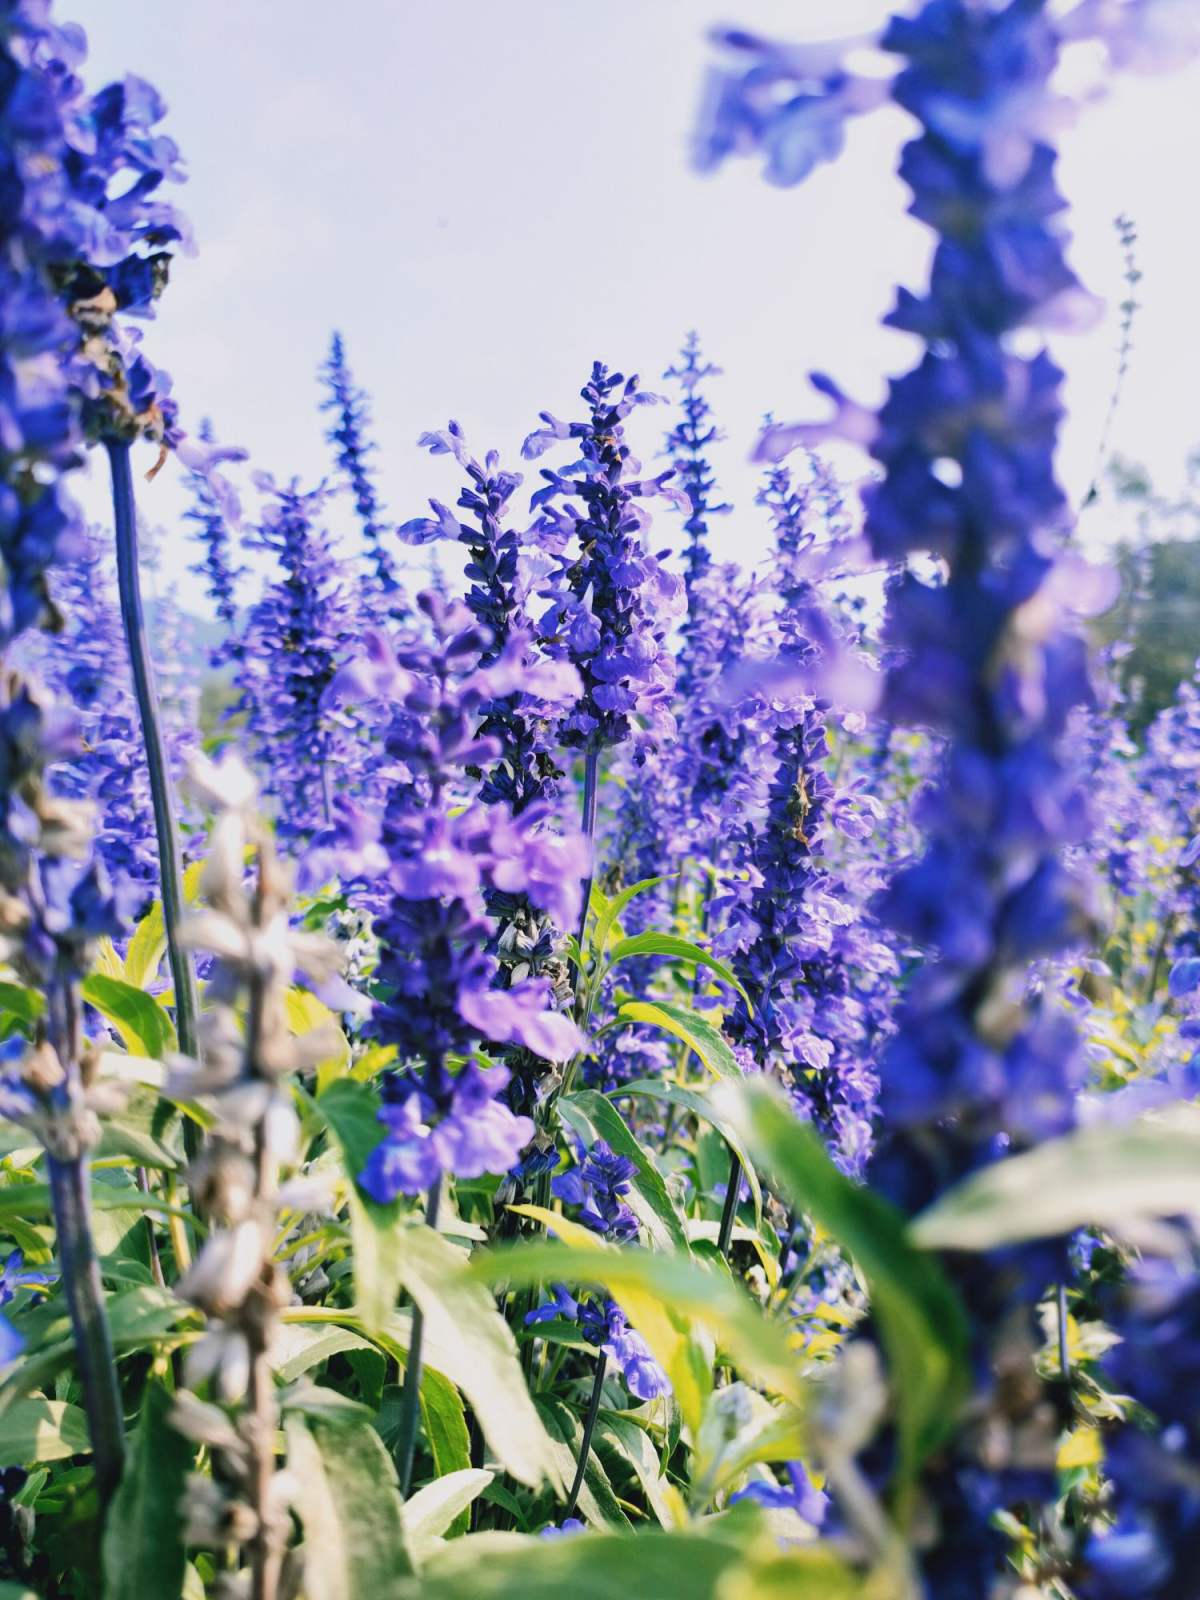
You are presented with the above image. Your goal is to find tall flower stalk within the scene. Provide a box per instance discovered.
[699,0,1181,1585]
[321,331,406,609]
[167,753,345,1600]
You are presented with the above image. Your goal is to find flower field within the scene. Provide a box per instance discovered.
[0,2,1199,1596]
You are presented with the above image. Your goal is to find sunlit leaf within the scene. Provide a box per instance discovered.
[403,1468,493,1555]
[617,1001,741,1082]
[722,1079,969,1484]
[911,1107,1200,1251]
[589,877,670,961]
[605,934,750,1008]
[82,974,176,1060]
[476,1220,804,1432]
[396,1221,564,1492]
[0,1398,90,1462]
[286,1414,414,1594]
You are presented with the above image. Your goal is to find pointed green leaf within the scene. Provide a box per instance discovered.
[911,1107,1200,1251]
[559,1090,689,1253]
[101,1382,191,1600]
[617,1000,741,1082]
[315,1079,405,1335]
[286,1414,414,1595]
[470,1232,803,1428]
[403,1468,493,1553]
[605,934,750,1008]
[0,1398,89,1463]
[82,974,176,1060]
[589,877,670,960]
[123,862,204,990]
[397,1222,564,1491]
[402,1527,752,1600]
[723,1078,969,1482]
[614,1076,762,1230]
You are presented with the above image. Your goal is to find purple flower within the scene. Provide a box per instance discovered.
[524,362,686,753]
[320,331,407,609]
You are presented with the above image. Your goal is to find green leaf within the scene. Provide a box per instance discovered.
[724,1079,969,1484]
[101,1382,191,1600]
[0,983,42,1031]
[418,1367,473,1532]
[589,877,670,960]
[400,1527,750,1600]
[274,1323,377,1384]
[535,1394,630,1530]
[0,1584,38,1600]
[402,1468,493,1554]
[315,1079,403,1335]
[594,1412,675,1528]
[286,1414,414,1595]
[617,1000,742,1082]
[123,862,204,990]
[0,1398,89,1462]
[606,934,750,1008]
[717,1548,868,1600]
[471,1230,803,1433]
[81,975,176,1060]
[559,1090,689,1254]
[396,1222,563,1492]
[911,1107,1200,1250]
[614,1077,762,1230]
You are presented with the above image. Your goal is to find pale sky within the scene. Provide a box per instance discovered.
[66,1,1200,611]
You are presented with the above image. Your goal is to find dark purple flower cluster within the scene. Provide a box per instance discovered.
[184,420,246,668]
[714,460,885,1173]
[698,0,1159,1583]
[400,421,579,816]
[527,1136,670,1402]
[662,333,730,689]
[320,331,405,607]
[552,1139,639,1242]
[0,4,187,640]
[235,476,357,843]
[522,362,686,754]
[22,532,159,902]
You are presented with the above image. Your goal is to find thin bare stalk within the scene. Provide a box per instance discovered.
[105,439,200,1062]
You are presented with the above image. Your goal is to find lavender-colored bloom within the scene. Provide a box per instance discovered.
[694,27,891,187]
[185,419,246,666]
[731,1460,829,1524]
[236,475,357,842]
[539,1518,586,1540]
[348,594,586,1199]
[662,333,730,682]
[320,331,406,607]
[523,362,686,754]
[714,459,884,1173]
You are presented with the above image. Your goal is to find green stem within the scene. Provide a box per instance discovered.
[716,1152,742,1260]
[47,1151,125,1504]
[563,1354,607,1520]
[396,1177,441,1496]
[106,440,200,1062]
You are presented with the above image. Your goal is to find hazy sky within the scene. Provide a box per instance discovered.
[66,1,1200,610]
